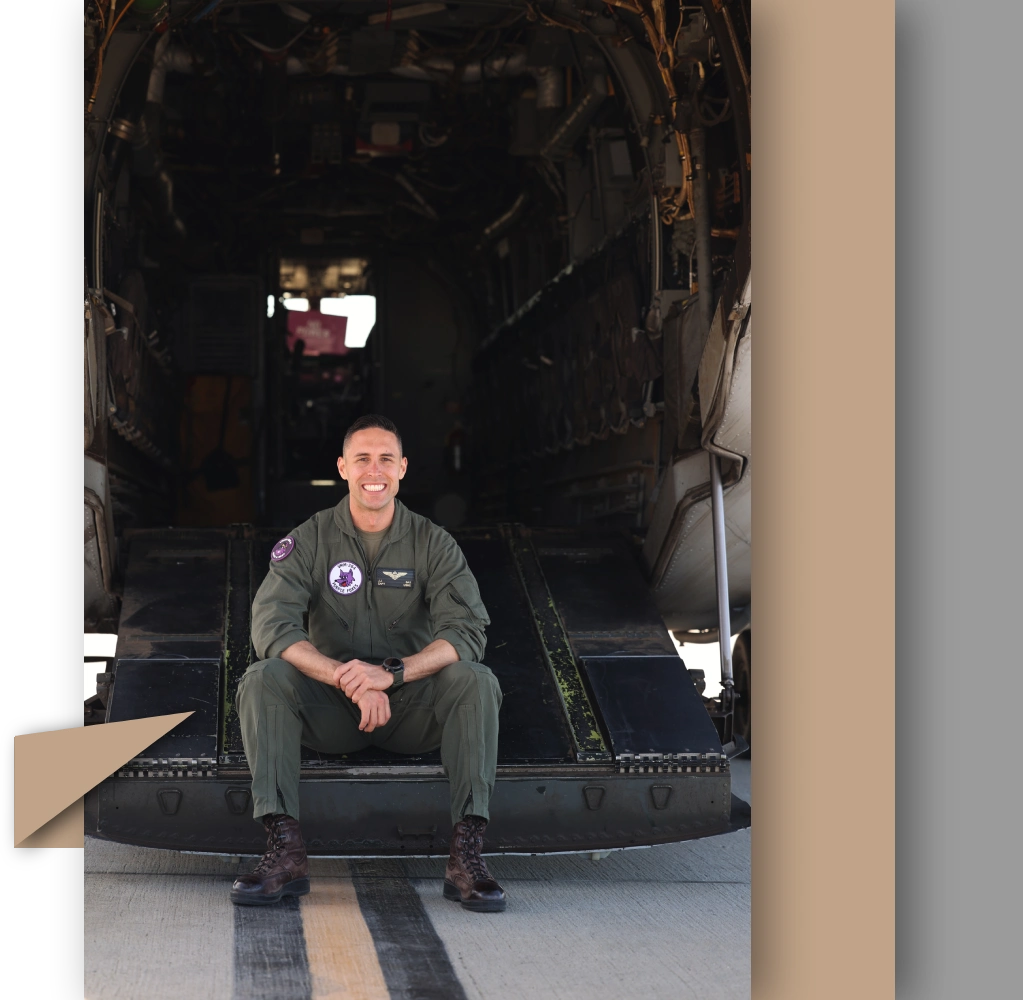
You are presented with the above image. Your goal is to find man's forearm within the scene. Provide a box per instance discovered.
[281,640,340,685]
[283,637,460,689]
[402,638,459,683]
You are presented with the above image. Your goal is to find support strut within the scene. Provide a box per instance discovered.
[709,451,735,745]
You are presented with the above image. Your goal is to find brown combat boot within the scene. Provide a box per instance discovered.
[443,815,507,912]
[230,814,310,906]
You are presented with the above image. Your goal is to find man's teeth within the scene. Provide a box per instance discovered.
[363,484,386,492]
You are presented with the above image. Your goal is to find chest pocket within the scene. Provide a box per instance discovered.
[374,535,420,630]
[377,581,422,632]
[374,567,415,589]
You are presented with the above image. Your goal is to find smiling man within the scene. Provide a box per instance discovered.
[230,414,506,911]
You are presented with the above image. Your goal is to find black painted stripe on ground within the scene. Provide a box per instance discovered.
[352,867,469,1000]
[233,895,313,1000]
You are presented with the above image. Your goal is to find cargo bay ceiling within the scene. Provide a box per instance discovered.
[84,0,751,631]
[86,1,749,253]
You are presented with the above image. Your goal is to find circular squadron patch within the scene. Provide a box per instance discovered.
[271,536,295,562]
[329,560,363,595]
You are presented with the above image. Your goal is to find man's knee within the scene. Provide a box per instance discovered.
[238,657,304,706]
[438,661,502,704]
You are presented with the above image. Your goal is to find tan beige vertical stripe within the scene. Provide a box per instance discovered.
[301,875,391,1000]
[757,0,895,997]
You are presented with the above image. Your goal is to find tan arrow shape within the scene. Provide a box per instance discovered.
[14,712,193,847]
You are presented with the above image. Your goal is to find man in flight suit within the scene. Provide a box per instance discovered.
[229,414,506,912]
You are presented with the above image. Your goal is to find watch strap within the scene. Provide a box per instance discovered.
[383,656,405,688]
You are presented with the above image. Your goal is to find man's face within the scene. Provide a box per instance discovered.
[337,428,407,513]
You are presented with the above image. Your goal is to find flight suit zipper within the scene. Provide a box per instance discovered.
[350,534,373,658]
[450,589,483,625]
[386,592,419,631]
[324,602,350,632]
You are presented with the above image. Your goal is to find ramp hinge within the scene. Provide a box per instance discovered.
[117,758,218,779]
[615,752,729,775]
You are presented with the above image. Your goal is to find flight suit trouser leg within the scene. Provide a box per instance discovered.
[237,658,502,826]
[237,657,368,822]
[375,661,503,825]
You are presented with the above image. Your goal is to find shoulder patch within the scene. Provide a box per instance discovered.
[271,536,295,562]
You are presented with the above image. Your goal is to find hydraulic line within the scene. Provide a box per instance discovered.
[602,0,694,224]
[717,1,751,121]
[539,70,608,162]
[87,0,137,115]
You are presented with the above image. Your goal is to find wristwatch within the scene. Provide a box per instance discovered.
[382,656,405,689]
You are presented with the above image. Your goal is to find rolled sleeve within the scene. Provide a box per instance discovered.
[263,628,310,662]
[424,531,490,663]
[251,527,316,661]
[435,626,479,666]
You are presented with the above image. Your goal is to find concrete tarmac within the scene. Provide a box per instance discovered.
[85,761,750,1000]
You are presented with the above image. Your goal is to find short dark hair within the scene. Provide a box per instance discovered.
[343,414,403,455]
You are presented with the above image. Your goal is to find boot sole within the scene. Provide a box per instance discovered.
[231,877,311,907]
[443,879,507,912]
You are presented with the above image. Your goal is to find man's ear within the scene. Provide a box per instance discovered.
[336,455,347,481]
[398,456,408,479]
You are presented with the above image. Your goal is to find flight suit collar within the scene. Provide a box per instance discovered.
[332,493,413,542]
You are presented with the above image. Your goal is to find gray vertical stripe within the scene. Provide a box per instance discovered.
[233,896,312,1000]
[352,868,469,1000]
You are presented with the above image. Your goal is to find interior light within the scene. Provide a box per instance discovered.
[283,297,310,312]
[320,295,376,348]
[266,294,275,318]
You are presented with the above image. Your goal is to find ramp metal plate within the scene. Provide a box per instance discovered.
[116,532,227,661]
[458,535,575,762]
[106,659,220,759]
[580,655,723,756]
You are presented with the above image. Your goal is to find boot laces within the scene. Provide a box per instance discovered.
[252,817,288,875]
[465,850,491,883]
[459,819,491,883]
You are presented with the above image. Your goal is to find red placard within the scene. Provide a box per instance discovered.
[286,310,349,355]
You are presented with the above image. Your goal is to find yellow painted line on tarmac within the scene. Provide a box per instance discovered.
[301,878,391,1000]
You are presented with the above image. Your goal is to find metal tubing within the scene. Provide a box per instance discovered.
[709,452,733,687]
[590,128,607,232]
[540,73,608,162]
[651,190,662,295]
[92,189,104,291]
[534,65,565,109]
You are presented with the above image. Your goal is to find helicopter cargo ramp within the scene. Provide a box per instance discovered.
[89,523,737,855]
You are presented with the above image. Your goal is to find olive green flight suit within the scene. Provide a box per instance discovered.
[238,497,501,826]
